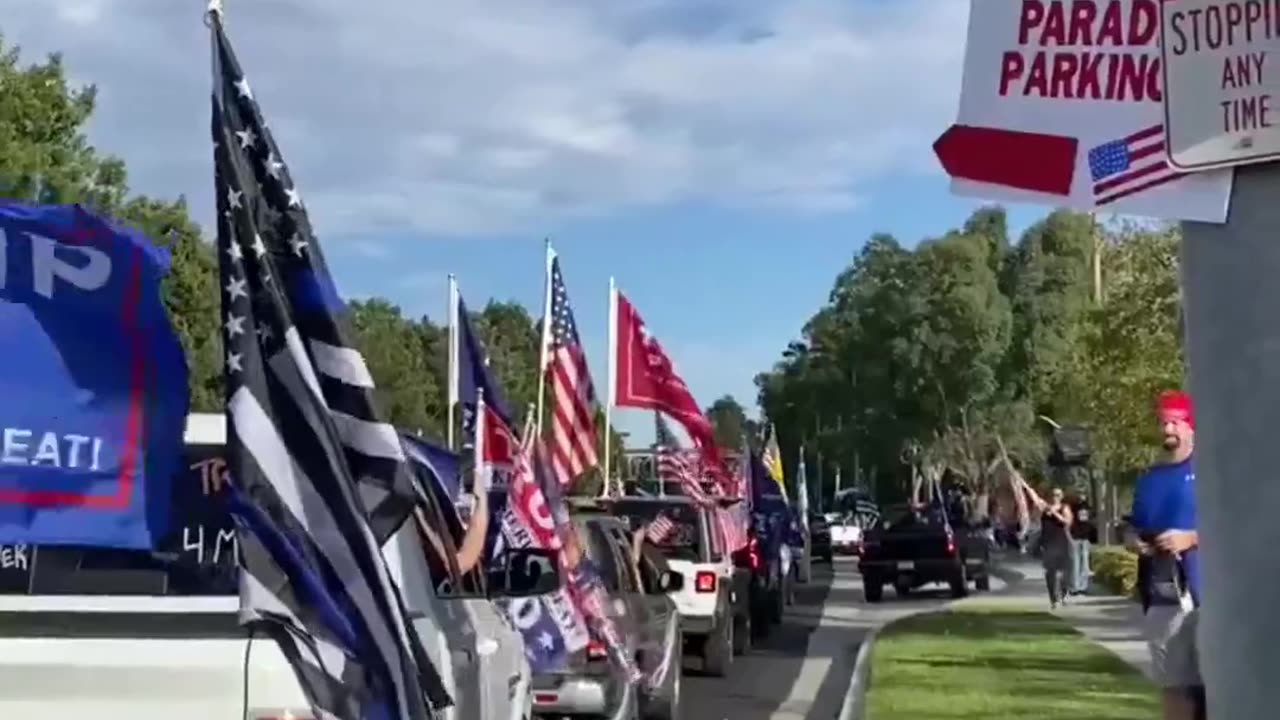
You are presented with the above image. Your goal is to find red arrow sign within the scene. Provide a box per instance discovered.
[934,125,1078,196]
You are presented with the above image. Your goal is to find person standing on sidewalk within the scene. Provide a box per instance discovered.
[1068,495,1098,595]
[1128,390,1203,720]
[1027,485,1073,608]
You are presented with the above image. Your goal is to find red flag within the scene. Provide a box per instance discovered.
[480,403,520,470]
[613,291,726,478]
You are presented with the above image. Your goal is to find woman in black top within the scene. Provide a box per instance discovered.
[1026,485,1074,609]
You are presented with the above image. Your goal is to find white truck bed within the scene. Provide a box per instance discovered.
[0,595,307,720]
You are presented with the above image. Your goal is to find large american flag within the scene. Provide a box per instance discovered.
[544,251,600,487]
[210,12,447,718]
[715,505,748,554]
[1087,124,1182,207]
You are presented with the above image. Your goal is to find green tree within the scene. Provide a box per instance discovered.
[348,299,442,436]
[414,314,450,435]
[472,301,541,423]
[1002,210,1096,419]
[705,395,748,449]
[1077,223,1184,473]
[0,37,127,211]
[1,35,221,410]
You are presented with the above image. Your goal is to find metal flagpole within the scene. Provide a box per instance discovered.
[796,445,812,583]
[535,239,553,437]
[601,277,617,497]
[446,274,459,451]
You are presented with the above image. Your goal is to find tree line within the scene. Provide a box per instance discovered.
[755,207,1183,505]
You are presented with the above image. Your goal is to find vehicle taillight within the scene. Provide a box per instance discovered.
[586,639,608,660]
[747,538,761,572]
[695,571,717,593]
[945,534,956,555]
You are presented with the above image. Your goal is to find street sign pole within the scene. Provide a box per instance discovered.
[1181,163,1280,720]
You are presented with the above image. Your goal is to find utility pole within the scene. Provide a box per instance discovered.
[1181,165,1280,720]
[1089,212,1107,538]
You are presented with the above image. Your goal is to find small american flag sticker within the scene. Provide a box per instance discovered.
[1087,125,1183,207]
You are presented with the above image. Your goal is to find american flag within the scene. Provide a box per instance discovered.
[1087,124,1182,207]
[209,11,447,719]
[715,505,748,553]
[646,513,677,544]
[543,251,600,487]
[654,411,711,504]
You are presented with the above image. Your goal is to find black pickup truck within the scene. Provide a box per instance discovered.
[857,504,991,602]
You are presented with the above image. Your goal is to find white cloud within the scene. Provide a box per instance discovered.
[1,0,968,238]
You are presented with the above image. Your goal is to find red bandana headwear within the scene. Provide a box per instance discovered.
[1156,390,1194,429]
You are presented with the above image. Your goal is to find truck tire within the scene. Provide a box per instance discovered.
[894,578,912,598]
[703,616,734,677]
[975,573,991,591]
[949,565,969,599]
[864,581,883,603]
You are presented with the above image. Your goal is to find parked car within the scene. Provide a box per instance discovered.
[530,511,683,719]
[857,503,992,602]
[808,513,834,563]
[829,515,861,555]
[0,413,555,720]
[607,496,750,676]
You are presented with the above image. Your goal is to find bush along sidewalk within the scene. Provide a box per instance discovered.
[1091,546,1139,599]
[864,607,1157,719]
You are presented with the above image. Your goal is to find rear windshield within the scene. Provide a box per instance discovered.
[881,505,946,531]
[0,443,238,597]
[610,500,703,561]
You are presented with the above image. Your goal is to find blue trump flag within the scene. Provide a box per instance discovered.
[402,433,462,504]
[0,202,188,549]
[456,296,514,438]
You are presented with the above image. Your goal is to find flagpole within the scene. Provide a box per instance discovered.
[474,388,488,495]
[535,239,554,438]
[602,276,617,497]
[797,445,812,583]
[446,274,459,450]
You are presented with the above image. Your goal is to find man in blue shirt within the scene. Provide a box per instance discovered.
[1129,390,1202,720]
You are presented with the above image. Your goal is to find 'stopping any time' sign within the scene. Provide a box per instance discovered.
[1161,0,1280,170]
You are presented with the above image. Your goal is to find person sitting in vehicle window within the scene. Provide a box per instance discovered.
[413,481,489,595]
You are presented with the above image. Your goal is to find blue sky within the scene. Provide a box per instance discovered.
[333,175,1043,443]
[3,0,1048,443]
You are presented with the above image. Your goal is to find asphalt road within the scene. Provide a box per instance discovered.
[679,557,1002,720]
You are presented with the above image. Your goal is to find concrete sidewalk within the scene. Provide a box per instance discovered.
[973,553,1154,679]
[1057,595,1152,679]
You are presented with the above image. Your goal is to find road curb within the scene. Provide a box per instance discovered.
[837,626,879,720]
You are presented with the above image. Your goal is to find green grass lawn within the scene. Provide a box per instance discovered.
[865,608,1158,720]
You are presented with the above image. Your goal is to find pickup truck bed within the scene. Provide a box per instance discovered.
[0,595,307,720]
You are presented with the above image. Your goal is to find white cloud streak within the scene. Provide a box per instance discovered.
[2,0,967,239]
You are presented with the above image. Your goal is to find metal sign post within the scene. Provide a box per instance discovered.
[1181,163,1280,720]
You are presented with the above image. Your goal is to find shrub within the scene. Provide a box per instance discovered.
[1091,546,1139,599]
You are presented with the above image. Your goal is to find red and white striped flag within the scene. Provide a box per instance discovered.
[646,513,677,544]
[541,250,600,487]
